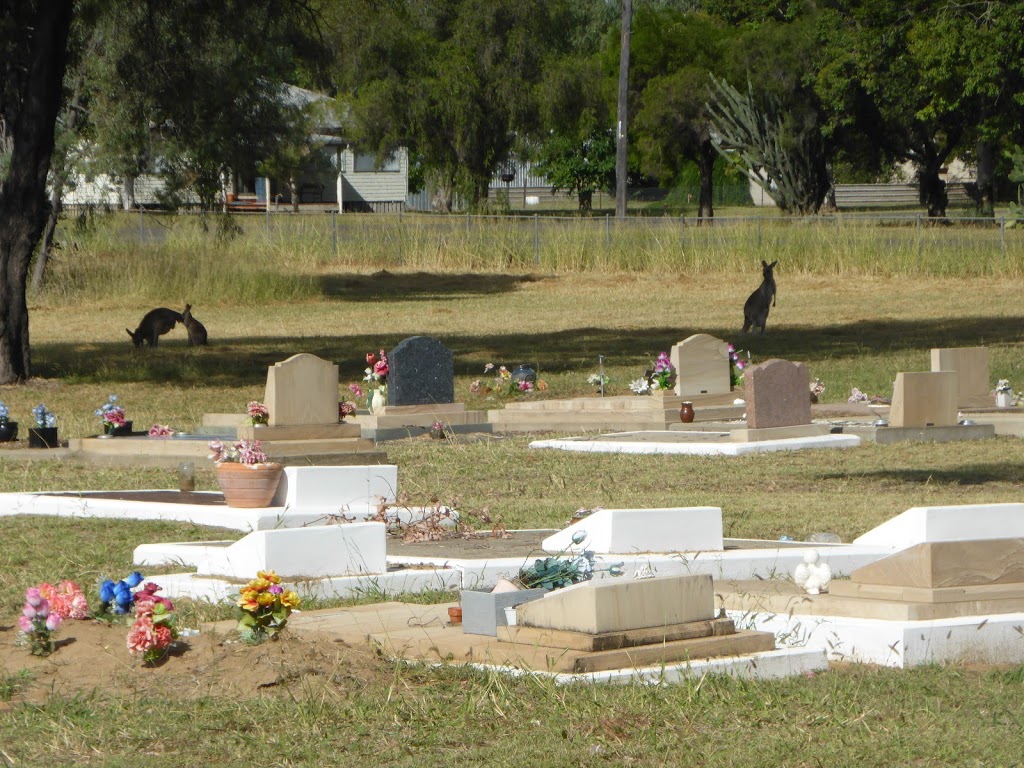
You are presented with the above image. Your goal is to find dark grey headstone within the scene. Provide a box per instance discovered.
[388,336,455,406]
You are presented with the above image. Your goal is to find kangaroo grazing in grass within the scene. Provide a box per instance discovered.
[741,259,777,334]
[181,303,208,346]
[127,307,183,347]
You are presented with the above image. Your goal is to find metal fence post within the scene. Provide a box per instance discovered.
[916,213,922,271]
[605,213,611,248]
[756,217,762,248]
[1000,216,1006,265]
[533,214,540,266]
[331,210,337,258]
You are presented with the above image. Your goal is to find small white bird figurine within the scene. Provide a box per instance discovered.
[794,550,832,595]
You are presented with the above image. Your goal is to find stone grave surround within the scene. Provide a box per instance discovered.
[388,336,454,406]
[889,371,958,428]
[930,347,991,409]
[732,358,828,442]
[670,333,734,401]
[360,335,487,435]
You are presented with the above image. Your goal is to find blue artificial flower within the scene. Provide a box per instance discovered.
[126,571,144,588]
[99,580,115,603]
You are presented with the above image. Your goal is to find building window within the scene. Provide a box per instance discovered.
[353,152,400,173]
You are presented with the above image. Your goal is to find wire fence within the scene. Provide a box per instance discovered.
[58,208,1024,277]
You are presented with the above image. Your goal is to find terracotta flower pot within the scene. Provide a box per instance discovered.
[215,462,284,508]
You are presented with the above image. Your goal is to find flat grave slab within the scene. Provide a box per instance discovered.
[530,430,860,456]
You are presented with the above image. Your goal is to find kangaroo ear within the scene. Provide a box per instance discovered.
[768,260,778,269]
[126,329,133,338]
[761,259,769,268]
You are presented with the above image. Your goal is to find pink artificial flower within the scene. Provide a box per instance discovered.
[22,605,37,619]
[45,614,61,632]
[269,584,283,595]
[126,617,156,654]
[152,624,173,650]
[148,424,174,438]
[348,383,364,397]
[40,581,89,620]
[366,352,377,366]
[469,380,481,395]
[25,588,43,608]
[18,616,32,633]
[373,356,388,378]
[518,380,534,392]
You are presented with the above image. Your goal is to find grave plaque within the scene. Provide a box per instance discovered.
[264,353,339,426]
[744,359,811,429]
[670,334,731,397]
[387,336,455,406]
[930,347,990,408]
[889,371,958,428]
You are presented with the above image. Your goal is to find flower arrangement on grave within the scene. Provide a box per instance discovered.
[474,363,547,397]
[848,387,869,404]
[0,400,9,427]
[95,394,127,433]
[728,344,749,388]
[517,531,625,591]
[245,401,269,426]
[126,582,179,664]
[429,420,446,439]
[587,372,609,390]
[32,403,56,428]
[995,379,1013,395]
[236,570,301,643]
[364,349,389,390]
[18,586,62,656]
[338,401,357,421]
[39,580,89,620]
[148,424,175,438]
[98,570,145,616]
[629,352,675,395]
[810,378,825,404]
[209,438,269,466]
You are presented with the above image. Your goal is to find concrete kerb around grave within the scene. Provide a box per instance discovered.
[529,431,861,456]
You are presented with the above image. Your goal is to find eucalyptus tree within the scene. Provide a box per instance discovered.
[0,0,325,384]
[324,0,575,211]
[814,0,1024,217]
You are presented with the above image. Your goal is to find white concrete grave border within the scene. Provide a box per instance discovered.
[530,432,861,456]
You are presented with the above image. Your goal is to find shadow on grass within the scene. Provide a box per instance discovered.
[820,464,1024,486]
[317,270,545,302]
[31,314,1024,386]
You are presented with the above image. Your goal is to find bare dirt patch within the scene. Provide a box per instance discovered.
[0,619,391,704]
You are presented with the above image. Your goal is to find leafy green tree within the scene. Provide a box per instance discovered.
[325,0,574,211]
[534,127,616,211]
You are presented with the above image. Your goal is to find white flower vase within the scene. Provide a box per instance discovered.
[368,387,388,415]
[997,391,1013,408]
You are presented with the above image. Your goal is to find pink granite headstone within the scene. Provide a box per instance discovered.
[744,359,811,429]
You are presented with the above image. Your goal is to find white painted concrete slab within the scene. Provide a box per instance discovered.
[541,507,724,554]
[272,465,399,512]
[153,568,461,603]
[731,608,1024,668]
[466,646,828,684]
[530,433,861,456]
[853,503,1024,549]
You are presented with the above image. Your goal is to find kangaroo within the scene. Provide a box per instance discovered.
[741,259,778,334]
[126,307,183,347]
[181,303,209,346]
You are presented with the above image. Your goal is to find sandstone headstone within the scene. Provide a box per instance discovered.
[670,334,731,397]
[264,353,339,426]
[930,347,990,408]
[387,336,454,406]
[889,371,958,428]
[848,539,1024,589]
[744,359,811,429]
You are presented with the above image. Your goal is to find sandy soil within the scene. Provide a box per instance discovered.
[0,618,390,705]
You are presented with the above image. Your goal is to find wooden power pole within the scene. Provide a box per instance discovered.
[615,0,632,219]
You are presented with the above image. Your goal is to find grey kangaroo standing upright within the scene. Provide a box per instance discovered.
[741,260,777,334]
[126,307,183,347]
[181,304,209,346]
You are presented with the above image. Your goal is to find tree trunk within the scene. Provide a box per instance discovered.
[974,140,996,218]
[917,146,948,218]
[0,2,74,384]
[614,0,632,219]
[121,176,137,210]
[288,176,299,213]
[31,183,63,293]
[696,138,715,223]
[577,190,593,212]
